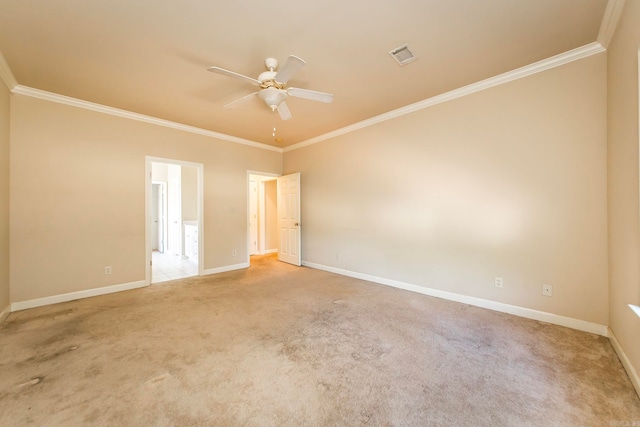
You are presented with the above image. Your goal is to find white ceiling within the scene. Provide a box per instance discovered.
[0,0,608,147]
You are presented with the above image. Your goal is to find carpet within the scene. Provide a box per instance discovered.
[1,254,639,426]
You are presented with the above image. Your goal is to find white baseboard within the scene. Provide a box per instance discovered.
[609,328,640,398]
[9,262,251,312]
[302,261,609,337]
[0,304,10,323]
[11,280,148,312]
[202,262,249,276]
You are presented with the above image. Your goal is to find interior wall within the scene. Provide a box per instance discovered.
[9,94,281,303]
[284,53,608,325]
[607,0,640,386]
[0,80,10,314]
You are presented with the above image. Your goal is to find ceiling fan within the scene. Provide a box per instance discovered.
[207,55,334,121]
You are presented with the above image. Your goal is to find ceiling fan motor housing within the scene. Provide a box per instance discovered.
[258,70,277,83]
[258,88,288,110]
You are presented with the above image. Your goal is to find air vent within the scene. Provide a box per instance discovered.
[389,44,417,66]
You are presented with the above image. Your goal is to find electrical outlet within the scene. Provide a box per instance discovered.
[232,250,237,257]
[542,284,553,297]
[104,266,112,275]
[494,277,503,288]
[337,252,341,261]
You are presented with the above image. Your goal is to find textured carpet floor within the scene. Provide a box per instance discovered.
[1,254,639,426]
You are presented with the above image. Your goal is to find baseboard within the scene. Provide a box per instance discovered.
[202,262,249,276]
[0,304,10,324]
[11,280,148,312]
[10,262,251,312]
[302,261,609,337]
[608,328,640,398]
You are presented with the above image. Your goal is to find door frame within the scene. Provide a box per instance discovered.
[246,171,280,264]
[151,181,167,253]
[146,156,204,285]
[249,178,259,255]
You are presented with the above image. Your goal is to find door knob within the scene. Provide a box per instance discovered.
[294,222,299,226]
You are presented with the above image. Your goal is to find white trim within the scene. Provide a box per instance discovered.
[0,50,17,90]
[609,328,640,398]
[598,0,627,48]
[247,171,281,265]
[302,261,609,336]
[248,177,259,258]
[246,170,280,178]
[284,42,605,153]
[264,248,278,254]
[148,156,204,169]
[0,304,10,323]
[10,280,147,312]
[11,85,282,153]
[259,180,266,255]
[202,262,249,276]
[630,304,640,318]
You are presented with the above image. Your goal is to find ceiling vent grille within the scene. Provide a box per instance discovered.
[389,45,417,66]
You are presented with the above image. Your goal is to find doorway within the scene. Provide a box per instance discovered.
[146,157,203,284]
[248,173,279,263]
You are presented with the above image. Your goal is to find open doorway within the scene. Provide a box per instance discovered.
[146,157,203,284]
[248,172,279,264]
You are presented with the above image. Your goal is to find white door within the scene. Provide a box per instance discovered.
[249,179,259,255]
[277,173,301,266]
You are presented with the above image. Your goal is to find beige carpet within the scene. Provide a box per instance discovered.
[1,254,639,426]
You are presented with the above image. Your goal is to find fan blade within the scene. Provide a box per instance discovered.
[274,55,306,84]
[277,101,292,121]
[287,87,334,103]
[223,92,258,109]
[208,66,261,86]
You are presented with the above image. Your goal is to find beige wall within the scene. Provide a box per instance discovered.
[607,0,640,385]
[0,81,9,313]
[10,94,281,302]
[285,53,608,325]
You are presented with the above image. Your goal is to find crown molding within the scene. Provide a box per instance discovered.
[0,50,18,91]
[11,85,282,153]
[598,0,627,48]
[284,42,605,153]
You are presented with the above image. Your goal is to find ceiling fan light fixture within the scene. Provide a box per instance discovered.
[389,44,417,66]
[257,88,288,109]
